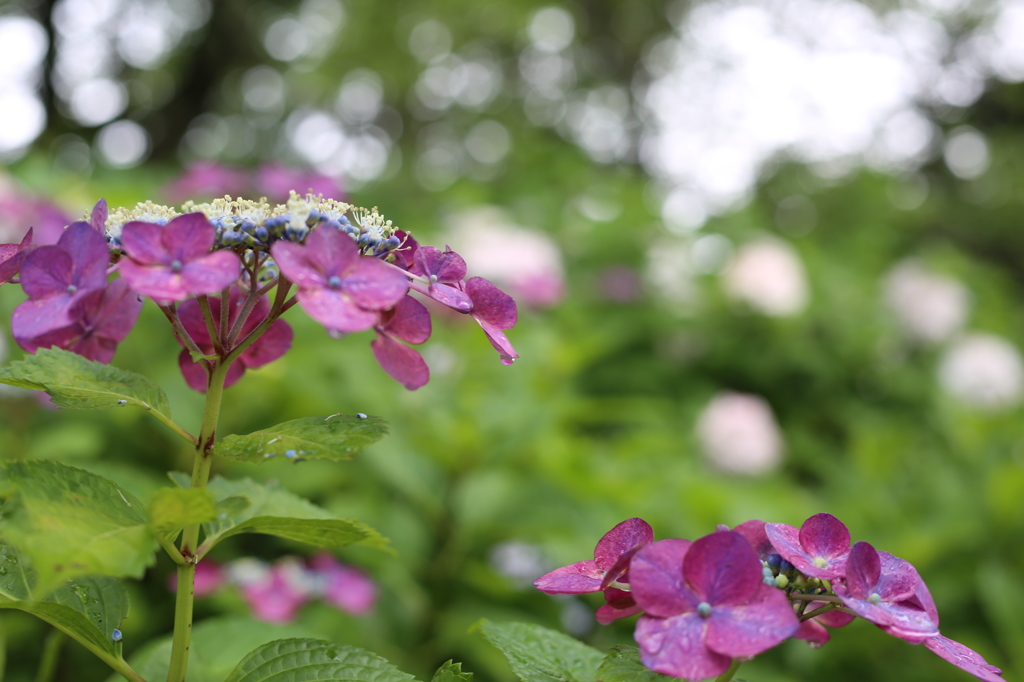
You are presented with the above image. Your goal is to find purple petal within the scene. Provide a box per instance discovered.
[89,199,108,233]
[309,554,377,616]
[121,222,168,265]
[475,319,519,365]
[162,213,216,262]
[596,588,642,624]
[683,532,761,606]
[731,519,776,560]
[176,297,214,347]
[533,560,604,594]
[118,260,191,303]
[57,222,109,290]
[241,319,293,369]
[68,335,118,364]
[298,288,379,333]
[925,636,1004,682]
[381,295,431,345]
[875,551,922,603]
[370,334,429,390]
[845,542,882,599]
[410,281,474,312]
[635,613,729,681]
[340,258,409,311]
[70,278,143,350]
[594,518,655,571]
[875,603,941,641]
[815,608,856,628]
[180,251,241,296]
[705,583,799,658]
[271,241,327,289]
[413,245,467,282]
[630,539,694,617]
[794,619,831,647]
[904,570,939,625]
[12,296,77,347]
[392,231,418,270]
[177,350,211,392]
[303,226,360,278]
[798,513,850,563]
[0,227,33,284]
[20,247,74,299]
[466,277,517,329]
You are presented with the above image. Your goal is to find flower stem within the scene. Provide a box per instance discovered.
[715,659,742,682]
[165,359,231,682]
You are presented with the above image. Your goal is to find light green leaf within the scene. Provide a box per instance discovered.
[110,617,313,682]
[216,414,389,464]
[195,476,389,553]
[476,620,604,682]
[433,660,474,682]
[0,541,129,657]
[0,347,172,419]
[0,461,156,592]
[147,487,216,534]
[595,646,674,682]
[224,638,417,682]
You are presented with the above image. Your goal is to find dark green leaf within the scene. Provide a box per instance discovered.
[216,414,388,464]
[197,476,389,553]
[224,638,417,682]
[433,660,474,682]
[0,461,156,592]
[0,541,129,656]
[147,487,216,534]
[595,646,674,682]
[0,347,172,419]
[476,620,604,682]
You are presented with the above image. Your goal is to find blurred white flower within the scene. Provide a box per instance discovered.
[938,333,1024,411]
[696,391,783,475]
[722,239,808,316]
[489,541,549,587]
[446,206,565,307]
[884,261,969,344]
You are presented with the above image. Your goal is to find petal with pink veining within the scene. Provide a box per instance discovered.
[684,532,761,606]
[596,588,642,624]
[271,241,327,289]
[705,583,798,657]
[630,539,693,617]
[635,613,727,681]
[371,334,429,390]
[121,222,168,265]
[304,226,360,277]
[925,636,1003,682]
[341,258,408,311]
[162,213,216,261]
[298,288,379,333]
[410,281,474,311]
[20,247,74,299]
[475,319,518,365]
[844,541,882,599]
[730,519,775,559]
[413,245,467,282]
[242,319,293,369]
[381,295,431,345]
[533,560,604,594]
[180,250,240,296]
[57,222,109,290]
[594,518,654,571]
[466,276,517,329]
[118,260,191,302]
[798,513,850,564]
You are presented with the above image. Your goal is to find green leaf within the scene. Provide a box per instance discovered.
[147,487,216,534]
[224,638,417,682]
[0,541,129,657]
[194,476,389,553]
[216,414,389,464]
[0,347,172,419]
[433,660,474,682]
[110,617,313,682]
[595,646,674,682]
[0,461,156,592]
[476,620,604,682]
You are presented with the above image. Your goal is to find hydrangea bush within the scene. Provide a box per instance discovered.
[0,192,1005,682]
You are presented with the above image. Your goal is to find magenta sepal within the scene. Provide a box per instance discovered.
[765,513,851,580]
[0,227,34,284]
[370,295,432,390]
[924,636,1004,682]
[534,518,654,595]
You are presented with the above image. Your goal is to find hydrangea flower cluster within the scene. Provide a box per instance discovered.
[0,193,518,391]
[535,514,1002,682]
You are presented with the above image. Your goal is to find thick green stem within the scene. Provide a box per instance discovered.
[165,360,231,682]
[715,659,742,682]
[35,630,63,682]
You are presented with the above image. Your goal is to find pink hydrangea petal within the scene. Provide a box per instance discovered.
[69,334,117,364]
[12,296,77,347]
[466,277,517,329]
[341,258,409,311]
[78,279,142,343]
[193,560,225,597]
[15,317,80,355]
[89,199,108,233]
[730,519,775,559]
[925,636,1003,682]
[177,350,211,392]
[533,560,604,594]
[119,260,191,303]
[271,241,327,289]
[176,297,213,346]
[798,513,851,563]
[241,318,293,369]
[370,334,429,390]
[392,231,418,270]
[121,222,169,265]
[795,619,830,646]
[413,246,467,282]
[309,555,377,616]
[239,570,308,623]
[475,319,519,365]
[594,518,655,571]
[845,542,882,599]
[180,251,241,296]
[635,613,729,681]
[596,587,641,624]
[162,213,216,262]
[381,295,431,345]
[875,551,923,603]
[705,583,799,658]
[874,603,941,641]
[815,608,856,628]
[683,532,761,607]
[630,539,694,617]
[0,227,33,284]
[298,288,379,333]
[57,222,109,290]
[410,281,474,312]
[303,226,360,277]
[20,247,74,299]
[905,571,939,625]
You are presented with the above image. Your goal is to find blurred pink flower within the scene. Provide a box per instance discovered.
[164,162,250,202]
[309,554,377,616]
[167,559,226,597]
[233,558,313,624]
[695,392,783,475]
[0,186,73,246]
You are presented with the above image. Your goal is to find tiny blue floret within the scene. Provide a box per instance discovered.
[112,629,123,642]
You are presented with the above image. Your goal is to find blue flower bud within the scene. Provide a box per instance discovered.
[766,554,782,571]
[112,629,123,642]
[254,226,270,242]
